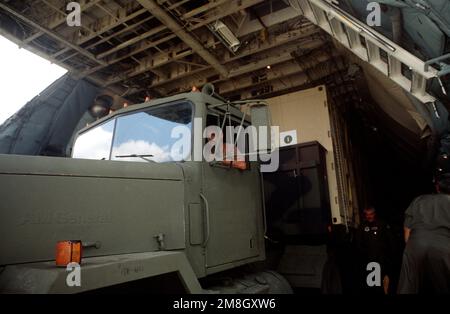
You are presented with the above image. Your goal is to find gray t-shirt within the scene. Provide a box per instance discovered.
[404,194,450,236]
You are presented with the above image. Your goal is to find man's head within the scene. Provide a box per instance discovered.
[436,173,450,194]
[363,206,377,223]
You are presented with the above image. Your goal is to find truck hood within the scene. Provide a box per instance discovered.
[0,155,186,266]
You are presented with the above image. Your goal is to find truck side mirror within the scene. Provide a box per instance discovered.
[250,104,272,153]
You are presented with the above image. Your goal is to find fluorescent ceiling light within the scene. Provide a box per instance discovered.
[209,20,240,53]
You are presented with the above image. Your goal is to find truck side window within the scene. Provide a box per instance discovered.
[111,102,192,162]
[206,112,250,170]
[72,119,115,160]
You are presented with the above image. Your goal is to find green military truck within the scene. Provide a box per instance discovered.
[0,87,292,294]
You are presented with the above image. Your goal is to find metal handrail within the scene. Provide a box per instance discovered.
[199,193,211,248]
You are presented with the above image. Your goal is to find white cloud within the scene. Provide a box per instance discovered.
[0,36,67,124]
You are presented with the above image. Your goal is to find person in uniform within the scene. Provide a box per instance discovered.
[397,172,450,294]
[355,206,393,294]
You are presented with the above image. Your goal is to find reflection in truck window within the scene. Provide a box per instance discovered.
[111,102,192,163]
[72,120,115,160]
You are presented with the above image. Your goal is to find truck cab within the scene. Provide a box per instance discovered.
[0,90,273,293]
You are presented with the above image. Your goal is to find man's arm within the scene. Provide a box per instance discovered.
[383,275,390,294]
[404,226,411,243]
[403,197,418,243]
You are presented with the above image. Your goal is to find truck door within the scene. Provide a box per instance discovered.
[201,113,264,269]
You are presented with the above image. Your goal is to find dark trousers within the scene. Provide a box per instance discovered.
[398,232,450,294]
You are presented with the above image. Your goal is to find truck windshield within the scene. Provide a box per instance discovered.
[72,102,192,162]
[111,102,192,162]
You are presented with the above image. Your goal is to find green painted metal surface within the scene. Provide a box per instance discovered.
[0,91,267,292]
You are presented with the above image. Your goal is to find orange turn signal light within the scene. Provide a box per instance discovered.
[55,240,82,267]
